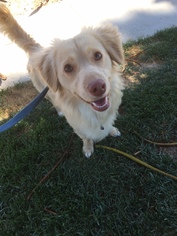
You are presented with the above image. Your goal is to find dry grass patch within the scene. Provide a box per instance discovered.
[125,45,144,60]
[0,82,37,121]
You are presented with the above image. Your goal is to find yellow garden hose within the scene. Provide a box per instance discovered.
[96,145,177,181]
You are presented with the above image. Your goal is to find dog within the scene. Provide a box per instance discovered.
[0,3,124,157]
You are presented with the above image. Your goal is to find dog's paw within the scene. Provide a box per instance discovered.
[84,149,93,158]
[57,111,64,117]
[83,139,94,158]
[109,127,121,137]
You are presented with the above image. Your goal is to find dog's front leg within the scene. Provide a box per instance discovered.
[109,126,121,137]
[82,139,94,158]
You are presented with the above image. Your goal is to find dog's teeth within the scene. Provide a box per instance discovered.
[92,97,108,108]
[92,102,106,109]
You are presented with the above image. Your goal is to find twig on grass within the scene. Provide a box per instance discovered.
[29,0,49,16]
[44,208,57,215]
[123,48,149,71]
[122,59,141,72]
[126,58,141,66]
[27,133,74,201]
[134,131,177,146]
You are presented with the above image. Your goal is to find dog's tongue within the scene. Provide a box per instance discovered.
[91,96,110,112]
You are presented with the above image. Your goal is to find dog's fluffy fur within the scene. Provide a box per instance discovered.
[0,4,124,157]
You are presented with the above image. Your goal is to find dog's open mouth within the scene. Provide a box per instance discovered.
[91,96,110,112]
[75,93,110,112]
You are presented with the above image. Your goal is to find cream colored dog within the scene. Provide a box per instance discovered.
[0,4,124,157]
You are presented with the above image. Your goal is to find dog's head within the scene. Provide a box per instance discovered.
[37,24,124,112]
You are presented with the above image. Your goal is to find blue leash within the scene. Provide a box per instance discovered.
[0,86,49,133]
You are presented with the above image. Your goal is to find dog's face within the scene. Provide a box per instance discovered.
[53,35,113,112]
[38,24,124,112]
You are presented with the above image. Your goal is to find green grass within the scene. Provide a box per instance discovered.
[1,27,177,235]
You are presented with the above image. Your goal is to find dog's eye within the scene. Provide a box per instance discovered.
[94,52,102,61]
[64,64,73,73]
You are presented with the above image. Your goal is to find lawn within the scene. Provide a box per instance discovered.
[0,27,177,235]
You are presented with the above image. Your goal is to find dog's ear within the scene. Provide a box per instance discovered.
[93,24,124,65]
[38,49,60,92]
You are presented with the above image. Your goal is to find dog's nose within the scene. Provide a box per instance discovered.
[88,79,106,97]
